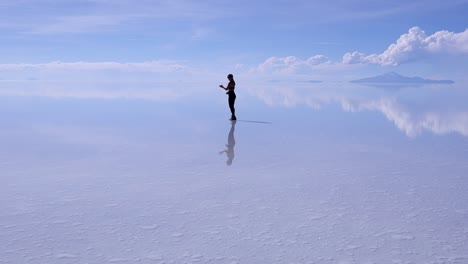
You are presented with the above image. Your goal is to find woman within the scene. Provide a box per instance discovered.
[219,74,237,120]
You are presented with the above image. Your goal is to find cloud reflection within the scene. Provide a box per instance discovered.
[0,81,194,101]
[248,83,468,138]
[1,80,467,138]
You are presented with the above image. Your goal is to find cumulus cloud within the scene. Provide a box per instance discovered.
[253,55,330,74]
[342,52,367,64]
[0,61,187,72]
[343,27,468,66]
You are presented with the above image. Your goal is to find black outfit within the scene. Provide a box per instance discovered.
[226,80,236,120]
[228,90,236,119]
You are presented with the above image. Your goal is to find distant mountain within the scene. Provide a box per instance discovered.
[351,72,454,84]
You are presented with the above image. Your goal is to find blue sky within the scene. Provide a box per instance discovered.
[0,0,467,82]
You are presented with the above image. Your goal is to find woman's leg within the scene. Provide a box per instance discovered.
[228,93,236,119]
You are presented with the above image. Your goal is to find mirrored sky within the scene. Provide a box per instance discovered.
[1,81,468,263]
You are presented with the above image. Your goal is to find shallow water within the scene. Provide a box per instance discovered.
[1,81,468,263]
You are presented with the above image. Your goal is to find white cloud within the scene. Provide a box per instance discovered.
[0,61,187,72]
[343,27,468,66]
[342,52,367,64]
[253,55,330,74]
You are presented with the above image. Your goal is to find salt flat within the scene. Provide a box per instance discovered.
[1,81,467,264]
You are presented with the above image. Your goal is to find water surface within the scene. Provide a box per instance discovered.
[1,81,467,263]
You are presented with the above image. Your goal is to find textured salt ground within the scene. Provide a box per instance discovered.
[2,146,467,264]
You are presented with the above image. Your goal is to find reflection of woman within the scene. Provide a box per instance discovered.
[219,121,236,166]
[219,74,236,120]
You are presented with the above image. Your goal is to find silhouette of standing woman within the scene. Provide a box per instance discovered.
[219,74,236,120]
